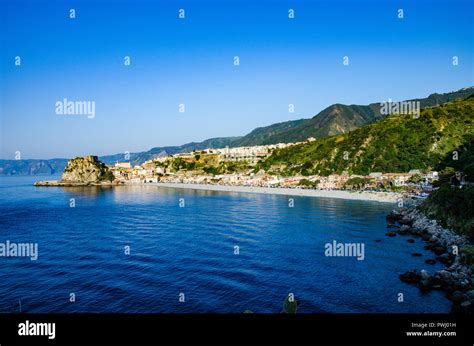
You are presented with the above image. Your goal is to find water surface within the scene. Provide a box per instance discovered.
[0,176,451,313]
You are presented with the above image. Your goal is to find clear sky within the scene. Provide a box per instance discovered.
[1,0,473,159]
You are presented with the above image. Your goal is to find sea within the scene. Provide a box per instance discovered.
[0,176,451,313]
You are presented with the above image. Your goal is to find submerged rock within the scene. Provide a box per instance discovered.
[397,225,412,235]
[432,246,447,255]
[386,210,403,223]
[400,269,421,283]
[466,290,474,300]
[438,253,455,265]
[438,270,452,281]
[420,270,430,280]
[399,217,413,226]
[282,294,298,313]
[447,290,465,304]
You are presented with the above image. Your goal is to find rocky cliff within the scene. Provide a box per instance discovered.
[61,156,114,183]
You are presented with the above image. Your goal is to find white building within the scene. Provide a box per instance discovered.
[115,162,131,169]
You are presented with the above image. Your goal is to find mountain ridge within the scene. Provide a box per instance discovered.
[1,86,473,175]
[256,96,474,176]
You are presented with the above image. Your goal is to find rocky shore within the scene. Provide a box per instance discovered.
[387,207,473,312]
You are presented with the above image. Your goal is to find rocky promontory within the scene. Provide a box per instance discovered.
[35,156,118,186]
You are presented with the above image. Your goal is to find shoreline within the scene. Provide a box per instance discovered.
[34,180,117,187]
[33,180,402,203]
[151,182,401,203]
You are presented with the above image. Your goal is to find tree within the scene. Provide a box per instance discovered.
[344,177,369,190]
[463,163,474,182]
[408,174,423,184]
[298,179,319,188]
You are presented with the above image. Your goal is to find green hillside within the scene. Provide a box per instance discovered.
[256,97,474,176]
[235,87,474,146]
[265,103,383,144]
[232,119,307,146]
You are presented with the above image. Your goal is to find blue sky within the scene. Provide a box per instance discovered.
[1,0,473,159]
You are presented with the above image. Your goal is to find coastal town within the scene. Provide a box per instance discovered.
[107,138,443,196]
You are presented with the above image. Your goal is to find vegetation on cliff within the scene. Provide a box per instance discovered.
[62,156,114,183]
[155,153,252,176]
[256,97,474,177]
[420,141,474,238]
[231,87,474,147]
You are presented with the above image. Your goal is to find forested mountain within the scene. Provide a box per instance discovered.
[256,97,474,176]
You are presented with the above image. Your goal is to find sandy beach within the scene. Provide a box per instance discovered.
[152,182,401,203]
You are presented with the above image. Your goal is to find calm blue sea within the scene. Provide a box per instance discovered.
[0,176,451,313]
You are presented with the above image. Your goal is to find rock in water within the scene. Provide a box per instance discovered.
[61,156,114,184]
[282,294,298,313]
[447,291,465,304]
[400,269,421,283]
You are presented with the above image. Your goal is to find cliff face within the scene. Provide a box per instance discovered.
[61,156,113,183]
